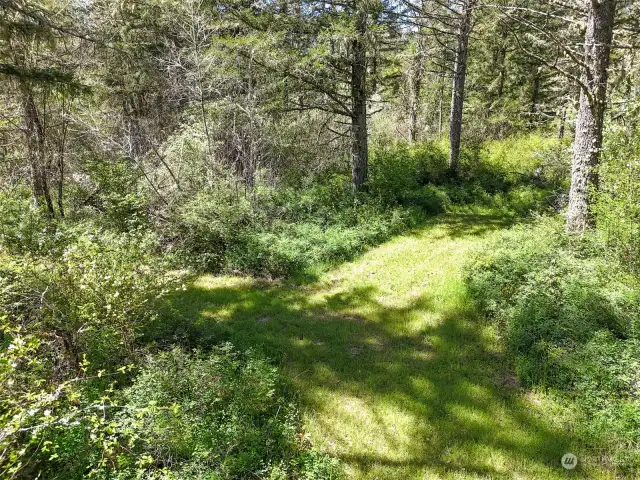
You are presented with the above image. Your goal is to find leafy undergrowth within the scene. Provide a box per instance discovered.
[466,216,640,475]
[155,207,613,479]
[165,136,562,279]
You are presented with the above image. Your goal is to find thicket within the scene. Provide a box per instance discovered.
[466,127,640,473]
[0,194,343,478]
[166,135,563,278]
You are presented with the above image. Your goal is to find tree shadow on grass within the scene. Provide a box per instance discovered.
[150,211,581,479]
[414,209,520,241]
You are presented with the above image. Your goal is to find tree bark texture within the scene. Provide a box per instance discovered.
[351,5,368,190]
[448,0,474,175]
[21,83,55,217]
[408,37,426,143]
[566,0,616,233]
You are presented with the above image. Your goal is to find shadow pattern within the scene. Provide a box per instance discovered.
[151,211,581,479]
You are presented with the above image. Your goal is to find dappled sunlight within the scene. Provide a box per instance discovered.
[158,211,581,479]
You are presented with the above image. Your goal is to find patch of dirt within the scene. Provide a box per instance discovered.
[498,372,521,390]
[328,312,367,324]
[348,346,362,356]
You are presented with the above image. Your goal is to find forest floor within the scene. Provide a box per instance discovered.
[168,208,591,479]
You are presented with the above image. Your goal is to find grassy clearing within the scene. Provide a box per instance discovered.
[159,208,605,479]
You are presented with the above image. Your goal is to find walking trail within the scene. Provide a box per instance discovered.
[173,210,585,479]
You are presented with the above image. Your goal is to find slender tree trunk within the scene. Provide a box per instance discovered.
[558,103,567,139]
[496,33,507,99]
[529,66,541,124]
[448,0,474,175]
[408,66,422,143]
[21,83,55,217]
[566,0,616,233]
[57,100,68,217]
[408,69,420,143]
[438,66,445,136]
[351,6,368,191]
[408,37,426,143]
[190,5,213,159]
[245,49,257,191]
[488,26,508,111]
[626,52,636,130]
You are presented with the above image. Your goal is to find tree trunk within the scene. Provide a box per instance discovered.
[448,0,474,175]
[558,103,567,139]
[496,33,507,100]
[351,6,368,191]
[489,26,508,111]
[438,65,445,136]
[57,103,68,218]
[566,0,616,233]
[21,83,55,218]
[529,66,541,124]
[408,69,421,143]
[408,37,426,143]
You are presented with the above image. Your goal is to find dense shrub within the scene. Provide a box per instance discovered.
[595,124,640,272]
[476,134,569,186]
[0,190,67,256]
[0,227,182,373]
[0,224,186,478]
[74,157,150,231]
[113,347,343,479]
[368,140,448,204]
[168,177,415,277]
[169,185,257,272]
[466,216,640,472]
[166,136,557,278]
[0,345,342,479]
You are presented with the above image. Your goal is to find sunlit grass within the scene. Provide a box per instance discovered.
[158,208,612,479]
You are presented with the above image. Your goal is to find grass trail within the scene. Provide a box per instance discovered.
[165,210,589,479]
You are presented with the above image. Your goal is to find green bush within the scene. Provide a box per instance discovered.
[0,345,342,479]
[108,347,343,479]
[595,124,640,271]
[74,157,150,231]
[400,184,451,214]
[368,140,448,206]
[478,134,567,186]
[0,190,68,256]
[168,177,415,278]
[465,216,640,472]
[169,185,257,272]
[0,227,183,373]
[0,225,186,478]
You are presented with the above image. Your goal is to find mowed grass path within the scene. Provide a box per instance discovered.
[164,210,594,479]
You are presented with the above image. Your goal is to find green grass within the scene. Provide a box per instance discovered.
[157,208,611,479]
